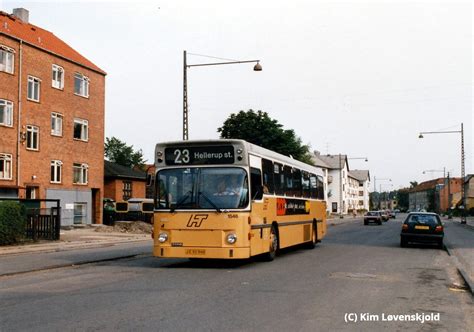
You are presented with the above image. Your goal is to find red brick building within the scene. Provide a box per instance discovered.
[0,8,106,225]
[104,161,146,202]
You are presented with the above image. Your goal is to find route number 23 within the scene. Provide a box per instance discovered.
[174,149,190,164]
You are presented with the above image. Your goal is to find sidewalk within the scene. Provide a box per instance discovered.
[0,224,151,256]
[442,217,474,294]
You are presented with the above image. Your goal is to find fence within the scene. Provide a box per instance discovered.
[0,198,61,241]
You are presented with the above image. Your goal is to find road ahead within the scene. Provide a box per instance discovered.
[1,216,472,331]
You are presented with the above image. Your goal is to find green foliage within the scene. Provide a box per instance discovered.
[0,201,26,245]
[104,137,146,168]
[218,110,314,165]
[409,181,418,188]
[396,190,409,211]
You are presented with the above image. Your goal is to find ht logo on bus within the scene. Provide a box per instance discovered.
[187,214,209,227]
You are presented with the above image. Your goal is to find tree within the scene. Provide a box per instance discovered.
[409,181,418,188]
[218,110,314,164]
[104,137,146,168]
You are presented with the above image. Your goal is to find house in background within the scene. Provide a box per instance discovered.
[0,8,106,225]
[348,170,370,212]
[408,177,461,213]
[312,152,349,215]
[104,161,146,202]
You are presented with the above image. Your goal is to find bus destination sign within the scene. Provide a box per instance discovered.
[164,146,235,165]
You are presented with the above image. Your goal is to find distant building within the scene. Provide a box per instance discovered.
[348,170,370,212]
[408,177,461,212]
[464,174,474,213]
[0,9,106,225]
[104,161,146,202]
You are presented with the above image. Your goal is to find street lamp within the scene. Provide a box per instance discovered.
[422,168,446,178]
[374,177,391,209]
[419,123,466,223]
[183,50,262,140]
[349,157,369,162]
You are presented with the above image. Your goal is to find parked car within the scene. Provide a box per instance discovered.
[364,211,383,225]
[380,210,390,221]
[400,212,444,248]
[389,210,396,219]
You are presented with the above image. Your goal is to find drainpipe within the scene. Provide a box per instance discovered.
[16,40,23,194]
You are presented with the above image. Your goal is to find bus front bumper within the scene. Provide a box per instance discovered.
[154,246,251,259]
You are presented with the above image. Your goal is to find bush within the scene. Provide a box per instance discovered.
[0,201,26,245]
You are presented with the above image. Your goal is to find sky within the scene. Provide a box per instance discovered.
[2,0,472,190]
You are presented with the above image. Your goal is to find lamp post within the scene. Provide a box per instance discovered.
[374,177,391,209]
[419,123,466,223]
[183,50,262,140]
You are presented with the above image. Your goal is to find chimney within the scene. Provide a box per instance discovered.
[12,8,29,23]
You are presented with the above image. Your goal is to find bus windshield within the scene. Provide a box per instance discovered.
[156,167,249,210]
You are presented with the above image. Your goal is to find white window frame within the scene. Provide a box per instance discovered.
[27,75,41,102]
[26,125,39,151]
[0,153,12,180]
[74,73,89,98]
[0,99,13,127]
[73,118,89,141]
[50,160,63,183]
[0,45,15,74]
[52,64,64,90]
[73,163,88,185]
[51,112,63,136]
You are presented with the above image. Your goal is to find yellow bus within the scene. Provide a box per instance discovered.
[152,139,326,261]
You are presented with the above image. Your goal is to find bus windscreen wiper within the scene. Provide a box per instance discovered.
[170,191,193,212]
[198,192,221,213]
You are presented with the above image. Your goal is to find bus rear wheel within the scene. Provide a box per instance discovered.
[263,225,278,261]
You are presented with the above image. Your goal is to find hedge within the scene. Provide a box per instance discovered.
[0,201,26,245]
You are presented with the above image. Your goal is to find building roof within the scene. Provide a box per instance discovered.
[104,161,146,180]
[312,154,348,170]
[0,10,106,75]
[349,170,370,182]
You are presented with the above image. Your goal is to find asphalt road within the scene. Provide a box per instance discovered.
[0,216,472,331]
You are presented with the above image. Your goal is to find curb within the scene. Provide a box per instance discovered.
[0,253,146,278]
[0,238,152,257]
[445,245,474,296]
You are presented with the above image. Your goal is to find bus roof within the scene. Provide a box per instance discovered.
[155,139,323,176]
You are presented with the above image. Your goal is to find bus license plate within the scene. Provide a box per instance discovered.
[185,249,206,255]
[415,225,429,230]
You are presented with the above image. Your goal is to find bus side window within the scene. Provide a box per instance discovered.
[317,175,324,199]
[274,163,285,196]
[262,159,274,194]
[292,168,302,198]
[310,174,318,199]
[302,172,311,198]
[250,167,263,200]
[283,166,293,196]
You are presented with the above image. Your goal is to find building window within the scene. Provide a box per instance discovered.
[123,181,132,200]
[73,119,88,141]
[26,125,39,150]
[51,113,63,136]
[74,73,89,97]
[0,153,12,180]
[73,203,87,224]
[0,45,14,74]
[52,64,64,89]
[0,99,13,127]
[50,160,62,183]
[27,76,41,102]
[359,191,364,196]
[73,163,88,184]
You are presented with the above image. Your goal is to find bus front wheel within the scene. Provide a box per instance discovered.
[263,225,279,261]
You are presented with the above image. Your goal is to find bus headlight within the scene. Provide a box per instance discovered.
[226,233,237,244]
[158,232,168,243]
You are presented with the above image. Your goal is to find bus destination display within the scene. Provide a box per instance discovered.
[164,146,235,165]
